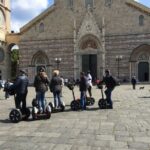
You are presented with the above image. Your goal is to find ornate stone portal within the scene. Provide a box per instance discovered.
[74,9,105,80]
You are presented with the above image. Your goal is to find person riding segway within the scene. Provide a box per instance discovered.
[9,70,30,123]
[32,67,51,120]
[79,72,88,110]
[98,69,116,109]
[86,71,95,106]
[49,70,65,112]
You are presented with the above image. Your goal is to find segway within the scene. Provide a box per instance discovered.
[67,83,81,111]
[32,98,51,120]
[49,99,65,113]
[7,85,31,123]
[98,85,111,109]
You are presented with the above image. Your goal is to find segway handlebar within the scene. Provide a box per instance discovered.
[97,81,103,89]
[66,82,75,91]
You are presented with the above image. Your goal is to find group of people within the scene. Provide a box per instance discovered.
[79,70,116,110]
[8,68,64,114]
[5,67,117,114]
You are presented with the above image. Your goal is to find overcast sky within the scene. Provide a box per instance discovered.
[11,0,150,32]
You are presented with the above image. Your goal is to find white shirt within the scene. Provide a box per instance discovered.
[87,73,92,87]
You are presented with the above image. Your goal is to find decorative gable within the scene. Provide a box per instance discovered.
[77,8,102,41]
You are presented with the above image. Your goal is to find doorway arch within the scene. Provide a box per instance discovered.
[129,44,150,82]
[31,51,49,73]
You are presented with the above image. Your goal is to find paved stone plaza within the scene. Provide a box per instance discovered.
[0,84,150,150]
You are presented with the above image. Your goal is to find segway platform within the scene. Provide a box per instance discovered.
[49,101,65,113]
[32,98,51,120]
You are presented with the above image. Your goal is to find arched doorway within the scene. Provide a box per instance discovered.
[138,62,149,82]
[32,51,49,72]
[34,55,47,73]
[130,44,150,82]
[30,51,50,82]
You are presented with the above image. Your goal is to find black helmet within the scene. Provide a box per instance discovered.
[105,69,110,74]
[39,67,45,72]
[19,69,26,74]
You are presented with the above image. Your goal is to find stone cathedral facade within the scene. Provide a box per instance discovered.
[13,0,150,83]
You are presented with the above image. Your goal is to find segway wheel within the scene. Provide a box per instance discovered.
[70,100,80,111]
[86,97,95,106]
[60,101,65,112]
[98,99,107,109]
[9,109,22,123]
[22,108,30,120]
[86,97,91,106]
[60,105,65,112]
[49,102,54,112]
[45,105,51,119]
[32,98,38,107]
[32,109,37,120]
[46,112,51,119]
[90,97,95,105]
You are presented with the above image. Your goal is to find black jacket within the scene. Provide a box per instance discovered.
[79,76,87,92]
[34,74,49,92]
[49,76,62,93]
[102,75,116,89]
[13,74,29,94]
[131,78,136,85]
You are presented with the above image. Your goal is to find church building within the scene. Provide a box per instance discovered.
[3,0,150,83]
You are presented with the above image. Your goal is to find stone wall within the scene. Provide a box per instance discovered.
[19,38,74,83]
[21,0,150,40]
[105,33,150,80]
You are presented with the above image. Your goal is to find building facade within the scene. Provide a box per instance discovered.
[0,0,11,80]
[17,0,150,83]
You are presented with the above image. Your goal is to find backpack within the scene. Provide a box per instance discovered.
[111,76,117,88]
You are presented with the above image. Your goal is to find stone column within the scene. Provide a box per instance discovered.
[73,14,78,80]
[129,61,132,80]
[101,17,106,78]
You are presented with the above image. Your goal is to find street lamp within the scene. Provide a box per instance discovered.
[116,55,123,79]
[54,58,62,70]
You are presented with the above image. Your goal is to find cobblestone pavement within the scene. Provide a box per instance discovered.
[0,84,150,150]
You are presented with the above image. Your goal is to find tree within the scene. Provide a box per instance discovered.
[11,49,19,78]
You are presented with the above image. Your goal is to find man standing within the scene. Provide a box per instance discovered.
[131,76,137,90]
[100,70,116,109]
[12,70,29,114]
[79,72,88,110]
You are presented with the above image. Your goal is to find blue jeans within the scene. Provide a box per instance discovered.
[37,91,45,112]
[80,91,86,110]
[53,91,62,108]
[105,88,113,107]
